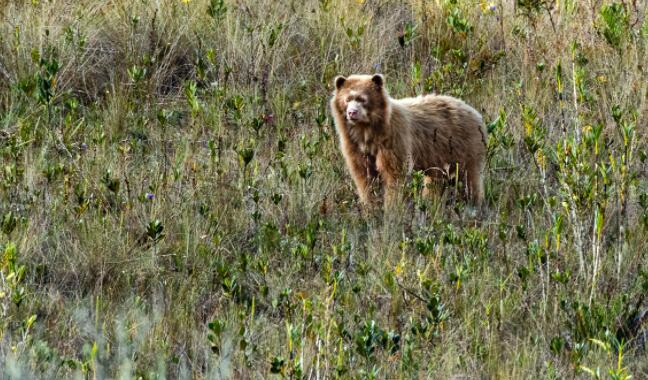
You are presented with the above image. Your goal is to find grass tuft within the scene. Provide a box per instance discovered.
[1,0,648,378]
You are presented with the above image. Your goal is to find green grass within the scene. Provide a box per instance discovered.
[1,0,648,378]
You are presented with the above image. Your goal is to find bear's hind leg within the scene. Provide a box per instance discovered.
[422,174,446,199]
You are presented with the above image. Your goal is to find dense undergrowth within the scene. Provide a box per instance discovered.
[1,0,648,378]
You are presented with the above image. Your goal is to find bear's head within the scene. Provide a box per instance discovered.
[332,74,389,126]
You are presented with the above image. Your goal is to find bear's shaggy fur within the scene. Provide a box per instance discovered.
[330,74,487,206]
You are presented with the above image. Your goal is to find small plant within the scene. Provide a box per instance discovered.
[101,170,120,194]
[516,0,550,16]
[127,65,146,84]
[146,219,165,243]
[270,355,285,374]
[446,7,472,35]
[63,24,87,51]
[344,24,365,49]
[410,61,421,92]
[639,192,648,229]
[521,105,545,155]
[207,319,225,354]
[580,332,632,380]
[30,40,60,124]
[1,242,26,309]
[598,3,628,50]
[641,16,648,41]
[266,23,283,49]
[354,320,400,360]
[225,95,245,120]
[207,0,227,21]
[0,0,646,377]
[398,21,417,48]
[236,141,255,170]
[184,80,201,117]
[1,211,18,236]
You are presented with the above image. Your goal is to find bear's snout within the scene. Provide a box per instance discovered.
[346,101,363,121]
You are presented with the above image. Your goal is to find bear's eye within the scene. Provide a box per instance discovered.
[357,96,367,104]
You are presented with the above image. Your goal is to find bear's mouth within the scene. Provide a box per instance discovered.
[346,115,363,124]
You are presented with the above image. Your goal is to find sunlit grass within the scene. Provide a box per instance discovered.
[1,0,647,378]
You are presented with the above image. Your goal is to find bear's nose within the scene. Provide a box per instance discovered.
[347,109,358,119]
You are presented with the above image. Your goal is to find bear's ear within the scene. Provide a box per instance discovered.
[371,74,384,88]
[334,76,347,90]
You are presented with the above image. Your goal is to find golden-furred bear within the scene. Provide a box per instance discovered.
[330,74,487,206]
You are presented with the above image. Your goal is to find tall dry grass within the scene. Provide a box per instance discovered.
[1,0,648,378]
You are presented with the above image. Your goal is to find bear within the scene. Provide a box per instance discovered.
[330,74,487,207]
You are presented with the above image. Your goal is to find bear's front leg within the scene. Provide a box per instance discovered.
[376,149,407,208]
[342,147,377,206]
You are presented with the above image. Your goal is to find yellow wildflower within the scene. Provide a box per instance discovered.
[480,1,497,13]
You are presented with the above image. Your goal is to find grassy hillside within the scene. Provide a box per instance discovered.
[1,0,647,378]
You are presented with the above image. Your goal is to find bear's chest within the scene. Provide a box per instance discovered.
[348,125,382,156]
